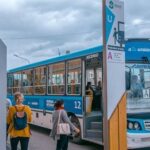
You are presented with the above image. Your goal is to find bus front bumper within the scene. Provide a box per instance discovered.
[128,132,150,149]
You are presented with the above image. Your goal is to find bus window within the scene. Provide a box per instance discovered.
[86,69,95,86]
[143,70,150,89]
[67,59,81,95]
[96,68,102,86]
[34,66,46,95]
[48,62,65,95]
[13,72,22,93]
[86,68,102,111]
[7,73,13,95]
[22,69,34,95]
[85,53,102,112]
[127,64,150,111]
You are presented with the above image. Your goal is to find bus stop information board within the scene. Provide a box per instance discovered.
[103,0,127,150]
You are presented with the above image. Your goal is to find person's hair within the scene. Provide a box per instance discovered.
[14,92,24,101]
[54,100,64,109]
[86,82,91,90]
[87,82,91,86]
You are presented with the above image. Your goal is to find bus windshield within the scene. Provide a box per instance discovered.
[126,64,150,113]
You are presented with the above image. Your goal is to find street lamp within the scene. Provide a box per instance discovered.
[14,54,30,64]
[58,48,61,56]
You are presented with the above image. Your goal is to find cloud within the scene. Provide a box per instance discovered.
[132,19,143,25]
[1,0,102,69]
[125,0,150,38]
[0,0,150,69]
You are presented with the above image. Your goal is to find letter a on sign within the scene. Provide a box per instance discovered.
[108,51,112,60]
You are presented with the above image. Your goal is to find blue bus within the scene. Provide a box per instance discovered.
[126,38,150,149]
[7,38,150,148]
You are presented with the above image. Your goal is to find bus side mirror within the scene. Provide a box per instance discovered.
[125,71,130,90]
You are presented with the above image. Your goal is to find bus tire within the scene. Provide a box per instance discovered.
[68,113,83,144]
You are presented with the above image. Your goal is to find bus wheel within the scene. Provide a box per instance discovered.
[69,114,83,144]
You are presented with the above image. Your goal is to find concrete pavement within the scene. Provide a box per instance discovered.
[7,126,150,150]
[7,126,102,150]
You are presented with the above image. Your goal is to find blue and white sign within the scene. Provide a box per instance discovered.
[125,40,150,61]
[104,0,125,119]
[106,0,125,50]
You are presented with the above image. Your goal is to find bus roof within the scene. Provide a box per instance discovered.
[8,45,103,73]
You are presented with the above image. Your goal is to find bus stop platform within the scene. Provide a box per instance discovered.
[6,144,11,150]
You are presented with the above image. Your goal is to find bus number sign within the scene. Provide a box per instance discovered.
[86,53,102,68]
[74,101,81,109]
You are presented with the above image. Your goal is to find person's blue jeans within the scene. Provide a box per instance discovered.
[10,137,29,150]
[56,135,69,150]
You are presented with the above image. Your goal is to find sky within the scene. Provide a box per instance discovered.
[0,0,149,69]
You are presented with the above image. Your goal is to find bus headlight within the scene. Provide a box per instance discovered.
[127,121,141,130]
[128,122,134,130]
[134,122,140,130]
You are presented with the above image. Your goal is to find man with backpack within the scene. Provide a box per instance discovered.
[7,92,32,150]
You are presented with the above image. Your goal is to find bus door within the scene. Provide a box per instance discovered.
[83,53,103,143]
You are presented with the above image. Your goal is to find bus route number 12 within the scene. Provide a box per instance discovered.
[74,101,81,109]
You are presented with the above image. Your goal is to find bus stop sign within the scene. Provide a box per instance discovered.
[103,0,127,150]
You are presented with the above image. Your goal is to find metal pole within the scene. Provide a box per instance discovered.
[58,48,61,56]
[102,0,109,149]
[14,54,30,64]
